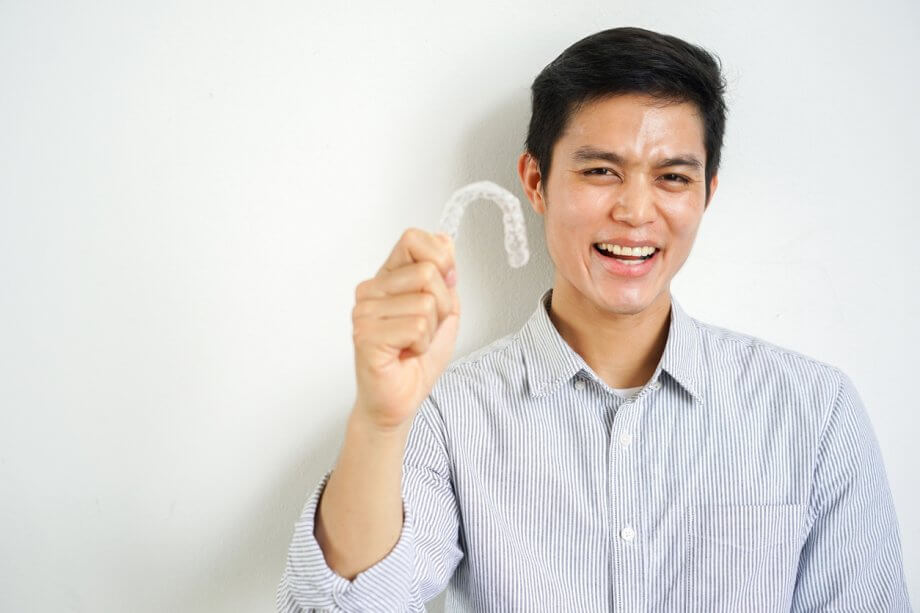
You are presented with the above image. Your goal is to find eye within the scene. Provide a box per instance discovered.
[583,168,615,176]
[661,173,690,184]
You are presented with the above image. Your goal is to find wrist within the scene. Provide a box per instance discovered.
[347,406,412,441]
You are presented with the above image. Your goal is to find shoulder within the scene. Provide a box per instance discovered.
[692,317,846,416]
[439,331,523,385]
[696,317,842,380]
[424,330,527,409]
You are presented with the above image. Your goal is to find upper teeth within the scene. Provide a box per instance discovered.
[596,243,657,256]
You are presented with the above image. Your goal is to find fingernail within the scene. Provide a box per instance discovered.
[445,268,457,287]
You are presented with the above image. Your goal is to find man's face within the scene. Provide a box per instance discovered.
[518,92,717,316]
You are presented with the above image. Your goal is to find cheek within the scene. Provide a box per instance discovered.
[541,198,565,237]
[542,206,588,270]
[547,188,607,234]
[661,198,704,239]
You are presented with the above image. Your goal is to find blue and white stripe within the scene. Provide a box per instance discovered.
[277,289,912,612]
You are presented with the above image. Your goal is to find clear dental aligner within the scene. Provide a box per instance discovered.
[437,180,530,268]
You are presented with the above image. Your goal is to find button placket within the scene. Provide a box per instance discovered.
[609,394,644,611]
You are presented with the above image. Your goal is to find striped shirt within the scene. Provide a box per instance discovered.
[277,289,912,612]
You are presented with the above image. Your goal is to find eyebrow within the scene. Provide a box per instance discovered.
[571,146,703,171]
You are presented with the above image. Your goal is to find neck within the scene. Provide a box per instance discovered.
[548,279,671,390]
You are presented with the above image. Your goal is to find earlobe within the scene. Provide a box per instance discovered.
[517,152,546,216]
[532,181,546,215]
[705,174,719,209]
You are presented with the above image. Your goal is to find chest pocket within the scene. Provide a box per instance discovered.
[684,503,805,612]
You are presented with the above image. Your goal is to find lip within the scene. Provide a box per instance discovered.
[592,244,661,278]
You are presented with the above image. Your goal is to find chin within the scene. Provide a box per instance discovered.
[592,284,662,315]
[598,292,652,315]
[598,297,649,316]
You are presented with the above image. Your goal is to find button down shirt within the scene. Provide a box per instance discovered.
[277,289,912,612]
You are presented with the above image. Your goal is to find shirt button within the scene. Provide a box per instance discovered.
[652,381,662,390]
[574,379,585,391]
[620,525,636,542]
[619,432,633,448]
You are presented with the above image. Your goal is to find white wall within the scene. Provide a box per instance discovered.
[1,1,917,611]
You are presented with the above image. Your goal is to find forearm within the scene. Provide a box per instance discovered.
[314,406,412,581]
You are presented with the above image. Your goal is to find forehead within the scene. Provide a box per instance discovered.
[558,93,706,160]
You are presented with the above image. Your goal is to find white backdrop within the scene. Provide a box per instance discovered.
[1,1,917,611]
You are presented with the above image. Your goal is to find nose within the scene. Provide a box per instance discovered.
[610,176,656,226]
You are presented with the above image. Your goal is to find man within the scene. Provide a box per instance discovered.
[277,27,912,612]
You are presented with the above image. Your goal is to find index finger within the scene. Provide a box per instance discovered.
[378,227,455,277]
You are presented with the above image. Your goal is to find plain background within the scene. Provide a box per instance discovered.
[1,1,917,611]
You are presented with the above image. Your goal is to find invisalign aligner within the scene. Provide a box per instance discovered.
[437,180,530,268]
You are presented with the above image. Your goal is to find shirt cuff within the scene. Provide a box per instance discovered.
[285,469,418,611]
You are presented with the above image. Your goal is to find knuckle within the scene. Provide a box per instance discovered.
[401,227,421,244]
[436,246,454,269]
[355,279,370,300]
[419,261,438,282]
[419,292,436,313]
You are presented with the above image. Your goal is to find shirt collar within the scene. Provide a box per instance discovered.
[519,288,704,405]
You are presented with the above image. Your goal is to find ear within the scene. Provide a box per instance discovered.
[517,151,546,216]
[704,173,719,210]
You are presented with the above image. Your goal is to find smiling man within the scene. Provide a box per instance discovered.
[519,91,713,392]
[278,27,912,612]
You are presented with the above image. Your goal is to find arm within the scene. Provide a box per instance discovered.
[790,369,912,611]
[276,396,464,612]
[316,408,412,582]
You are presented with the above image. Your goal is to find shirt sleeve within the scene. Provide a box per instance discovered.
[790,368,913,612]
[276,395,464,612]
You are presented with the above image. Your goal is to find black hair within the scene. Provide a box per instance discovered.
[524,27,728,204]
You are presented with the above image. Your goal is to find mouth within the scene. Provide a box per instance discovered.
[592,242,661,277]
[593,243,659,262]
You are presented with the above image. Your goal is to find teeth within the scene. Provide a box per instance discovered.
[596,243,657,257]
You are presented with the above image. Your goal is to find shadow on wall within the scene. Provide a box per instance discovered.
[448,89,554,359]
[237,92,555,613]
